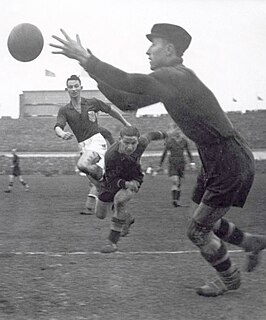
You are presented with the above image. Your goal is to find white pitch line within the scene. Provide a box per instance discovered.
[0,249,244,256]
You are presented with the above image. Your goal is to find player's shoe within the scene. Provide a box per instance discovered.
[172,200,181,207]
[196,268,241,297]
[80,208,94,215]
[100,241,118,254]
[25,186,29,192]
[4,190,11,193]
[121,217,135,237]
[242,234,266,272]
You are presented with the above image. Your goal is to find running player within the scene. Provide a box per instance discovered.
[96,126,167,253]
[50,24,266,297]
[158,122,195,207]
[4,149,29,193]
[54,75,131,212]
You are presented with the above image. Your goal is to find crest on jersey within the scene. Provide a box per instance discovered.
[87,111,97,122]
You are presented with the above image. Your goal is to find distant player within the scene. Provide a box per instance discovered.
[54,75,131,213]
[158,123,195,207]
[95,126,168,253]
[4,149,29,193]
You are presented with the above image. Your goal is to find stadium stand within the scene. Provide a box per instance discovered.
[1,110,266,174]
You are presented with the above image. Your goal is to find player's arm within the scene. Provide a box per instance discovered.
[117,174,143,193]
[184,139,193,162]
[98,126,114,145]
[184,139,196,168]
[104,154,142,192]
[136,131,169,166]
[95,99,131,127]
[142,131,168,145]
[54,108,73,140]
[97,81,158,111]
[83,56,165,103]
[159,144,168,167]
[108,105,131,127]
[104,155,123,188]
[54,126,73,140]
[50,31,164,106]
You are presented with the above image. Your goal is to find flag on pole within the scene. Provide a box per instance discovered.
[257,96,263,101]
[45,69,56,77]
[232,98,237,102]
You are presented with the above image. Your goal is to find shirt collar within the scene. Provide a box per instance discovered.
[69,97,86,109]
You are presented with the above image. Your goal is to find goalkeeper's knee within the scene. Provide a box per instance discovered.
[187,219,212,247]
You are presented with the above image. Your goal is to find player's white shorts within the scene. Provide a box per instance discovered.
[78,133,107,170]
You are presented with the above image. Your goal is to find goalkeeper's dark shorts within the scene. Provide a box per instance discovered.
[192,135,255,208]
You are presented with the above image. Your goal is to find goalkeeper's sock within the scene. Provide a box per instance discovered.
[213,218,244,245]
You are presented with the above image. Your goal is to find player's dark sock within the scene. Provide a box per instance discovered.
[109,217,125,244]
[214,258,232,273]
[108,230,121,244]
[172,189,181,201]
[214,218,244,246]
[201,241,230,272]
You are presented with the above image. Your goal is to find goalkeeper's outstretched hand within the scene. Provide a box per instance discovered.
[50,29,90,65]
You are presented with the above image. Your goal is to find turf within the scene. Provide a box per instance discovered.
[1,173,266,320]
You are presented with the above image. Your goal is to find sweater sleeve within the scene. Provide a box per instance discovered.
[81,55,169,102]
[97,81,158,111]
[54,106,67,130]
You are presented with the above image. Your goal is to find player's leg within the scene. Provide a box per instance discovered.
[78,134,108,214]
[169,161,184,207]
[80,180,98,215]
[4,175,15,193]
[95,190,115,249]
[101,189,135,253]
[187,202,241,297]
[77,150,103,180]
[95,198,113,220]
[18,175,29,191]
[77,133,107,181]
[121,210,135,237]
[213,218,266,272]
[170,175,181,207]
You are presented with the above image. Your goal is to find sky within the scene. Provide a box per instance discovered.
[0,0,266,118]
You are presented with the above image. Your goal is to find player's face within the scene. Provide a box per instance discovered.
[146,37,169,70]
[119,135,139,155]
[66,80,82,98]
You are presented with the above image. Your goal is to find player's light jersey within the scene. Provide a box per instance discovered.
[55,97,111,143]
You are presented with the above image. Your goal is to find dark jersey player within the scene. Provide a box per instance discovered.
[159,124,195,207]
[51,24,266,297]
[95,126,167,253]
[55,75,130,213]
[4,149,29,193]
